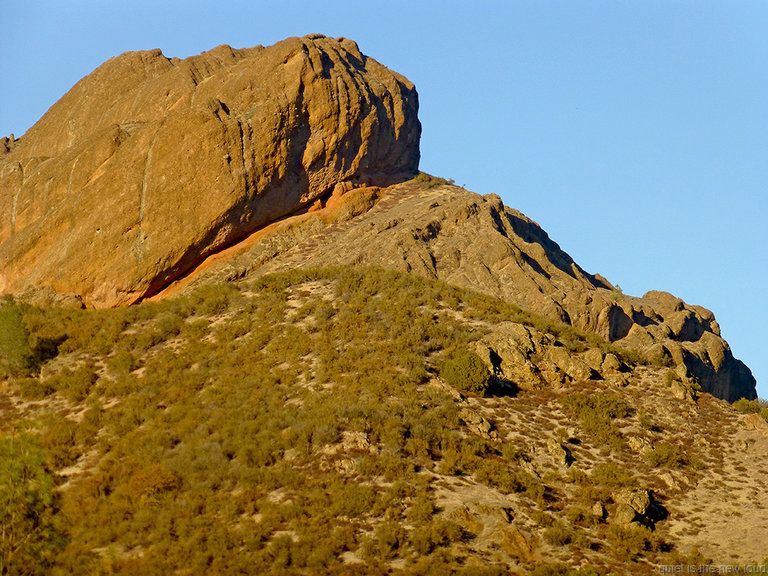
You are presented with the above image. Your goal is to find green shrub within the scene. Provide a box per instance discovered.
[543,522,573,546]
[0,298,34,377]
[644,442,692,469]
[733,398,768,423]
[441,348,492,396]
[3,266,689,573]
[0,431,64,575]
[46,366,99,403]
[606,524,665,562]
[40,416,80,468]
[412,172,456,189]
[589,462,638,489]
[561,393,630,450]
[16,378,55,400]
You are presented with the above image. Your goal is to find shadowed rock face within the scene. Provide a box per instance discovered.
[0,34,420,306]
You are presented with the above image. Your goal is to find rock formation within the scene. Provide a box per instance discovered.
[173,178,756,402]
[0,34,420,306]
[0,37,755,402]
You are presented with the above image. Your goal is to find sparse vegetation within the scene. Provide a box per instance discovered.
[561,392,631,450]
[644,442,699,469]
[733,398,768,423]
[412,172,456,188]
[0,266,753,573]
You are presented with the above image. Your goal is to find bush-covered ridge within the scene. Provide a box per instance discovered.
[0,266,764,575]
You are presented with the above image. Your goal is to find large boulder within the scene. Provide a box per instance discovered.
[0,35,420,306]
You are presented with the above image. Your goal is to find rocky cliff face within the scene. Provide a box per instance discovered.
[0,37,755,402]
[0,34,420,306]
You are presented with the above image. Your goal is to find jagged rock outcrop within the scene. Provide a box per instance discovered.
[174,178,755,402]
[0,34,420,306]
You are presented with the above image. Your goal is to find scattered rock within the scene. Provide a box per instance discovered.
[341,431,376,453]
[591,501,606,520]
[670,379,697,403]
[659,472,679,491]
[601,353,622,374]
[545,437,572,468]
[582,349,605,372]
[459,407,498,440]
[614,503,639,525]
[626,436,654,454]
[546,347,593,381]
[742,413,768,436]
[613,488,652,524]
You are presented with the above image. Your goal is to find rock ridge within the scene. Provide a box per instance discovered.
[173,177,755,402]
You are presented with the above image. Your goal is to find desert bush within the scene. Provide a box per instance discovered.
[187,283,242,316]
[0,298,34,377]
[561,393,630,450]
[363,521,407,561]
[7,265,680,573]
[475,461,544,502]
[440,348,492,396]
[412,171,455,189]
[154,312,184,340]
[638,409,662,432]
[733,398,768,423]
[16,377,55,400]
[46,365,99,403]
[543,522,574,546]
[606,524,665,561]
[408,519,463,555]
[0,431,64,575]
[565,505,601,528]
[643,442,692,469]
[588,462,638,489]
[40,415,80,468]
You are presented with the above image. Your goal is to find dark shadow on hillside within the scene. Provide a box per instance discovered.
[487,376,518,398]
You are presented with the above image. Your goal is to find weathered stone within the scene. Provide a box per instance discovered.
[591,501,605,519]
[615,488,651,516]
[183,177,756,402]
[626,436,654,454]
[546,346,593,382]
[582,348,604,372]
[614,503,638,525]
[602,353,622,373]
[545,437,572,468]
[0,35,420,307]
[670,379,697,403]
[1,34,755,403]
[459,407,497,440]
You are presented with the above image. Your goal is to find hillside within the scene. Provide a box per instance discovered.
[1,34,765,575]
[2,267,767,575]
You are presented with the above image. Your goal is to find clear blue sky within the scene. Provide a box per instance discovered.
[2,1,766,398]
